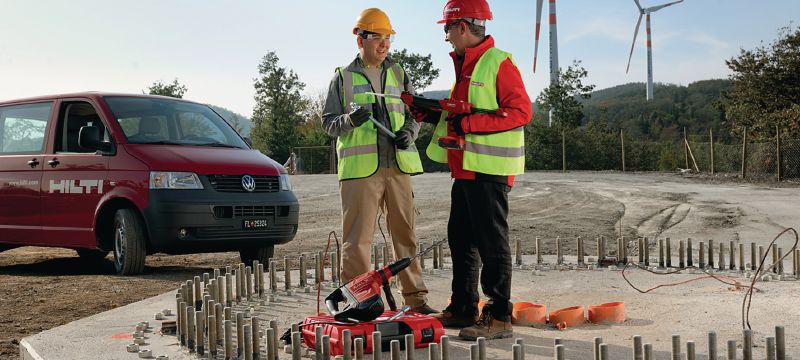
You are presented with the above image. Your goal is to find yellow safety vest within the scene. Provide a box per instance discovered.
[426,47,525,176]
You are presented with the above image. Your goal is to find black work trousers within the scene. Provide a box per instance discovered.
[446,179,512,322]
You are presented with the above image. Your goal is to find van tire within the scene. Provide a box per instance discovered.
[76,249,109,262]
[239,245,274,267]
[113,209,146,275]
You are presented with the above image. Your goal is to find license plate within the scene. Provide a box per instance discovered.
[243,219,269,229]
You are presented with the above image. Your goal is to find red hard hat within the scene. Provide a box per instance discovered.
[437,0,493,24]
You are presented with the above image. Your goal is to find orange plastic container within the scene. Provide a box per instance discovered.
[588,302,625,324]
[548,305,585,329]
[511,302,547,326]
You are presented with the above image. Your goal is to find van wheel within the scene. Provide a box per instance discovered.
[239,245,274,267]
[76,249,109,262]
[113,209,146,275]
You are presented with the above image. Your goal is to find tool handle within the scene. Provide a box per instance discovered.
[382,282,397,311]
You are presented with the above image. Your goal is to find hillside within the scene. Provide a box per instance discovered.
[426,79,732,141]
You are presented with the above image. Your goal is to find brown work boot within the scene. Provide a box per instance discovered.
[410,303,440,315]
[458,312,513,340]
[432,310,477,328]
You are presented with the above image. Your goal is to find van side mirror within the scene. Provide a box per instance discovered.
[78,126,111,152]
[243,136,253,147]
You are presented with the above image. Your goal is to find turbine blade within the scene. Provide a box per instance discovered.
[647,0,684,13]
[626,13,643,74]
[634,0,643,12]
[533,0,543,73]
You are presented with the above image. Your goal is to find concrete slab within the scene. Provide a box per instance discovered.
[21,255,800,359]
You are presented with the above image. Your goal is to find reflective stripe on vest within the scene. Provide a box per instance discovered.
[426,47,525,176]
[336,64,423,180]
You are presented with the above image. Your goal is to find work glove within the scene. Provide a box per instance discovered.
[394,130,413,150]
[447,114,467,136]
[410,107,439,125]
[347,107,371,127]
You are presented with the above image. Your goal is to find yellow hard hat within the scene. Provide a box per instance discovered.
[353,8,395,35]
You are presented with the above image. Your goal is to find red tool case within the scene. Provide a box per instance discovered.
[301,310,444,356]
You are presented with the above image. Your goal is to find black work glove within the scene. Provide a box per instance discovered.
[409,107,439,125]
[447,114,466,136]
[348,107,371,127]
[394,130,413,150]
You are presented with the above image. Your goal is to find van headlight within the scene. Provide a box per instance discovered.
[150,172,204,189]
[279,173,292,191]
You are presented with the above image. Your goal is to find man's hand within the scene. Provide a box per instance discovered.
[410,107,439,124]
[347,107,371,127]
[447,114,467,136]
[394,130,413,150]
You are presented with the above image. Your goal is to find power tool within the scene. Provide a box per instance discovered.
[283,240,447,356]
[367,91,507,150]
[325,239,446,322]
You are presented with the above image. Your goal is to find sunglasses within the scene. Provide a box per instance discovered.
[443,20,465,33]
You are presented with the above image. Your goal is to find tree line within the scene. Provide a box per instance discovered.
[145,25,798,171]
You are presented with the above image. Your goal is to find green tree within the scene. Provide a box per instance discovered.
[250,51,307,162]
[146,78,187,98]
[298,88,330,146]
[721,26,800,138]
[535,60,595,130]
[389,49,440,92]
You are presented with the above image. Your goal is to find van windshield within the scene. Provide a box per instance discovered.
[104,96,247,148]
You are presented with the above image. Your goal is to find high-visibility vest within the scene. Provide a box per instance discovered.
[426,47,525,176]
[336,64,423,180]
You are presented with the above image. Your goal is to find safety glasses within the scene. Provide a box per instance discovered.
[361,33,395,43]
[443,20,466,33]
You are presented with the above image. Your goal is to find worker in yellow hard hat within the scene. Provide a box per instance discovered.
[321,8,437,315]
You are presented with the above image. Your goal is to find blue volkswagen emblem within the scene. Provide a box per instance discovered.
[241,175,256,192]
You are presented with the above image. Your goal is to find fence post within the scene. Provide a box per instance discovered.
[621,128,626,172]
[741,127,748,179]
[330,139,337,174]
[776,125,782,182]
[562,129,566,173]
[684,127,689,170]
[710,129,715,175]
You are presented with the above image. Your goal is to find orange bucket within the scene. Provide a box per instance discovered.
[511,302,547,326]
[588,302,625,324]
[548,305,585,329]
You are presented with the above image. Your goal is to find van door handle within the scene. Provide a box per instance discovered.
[27,159,39,168]
[47,159,60,168]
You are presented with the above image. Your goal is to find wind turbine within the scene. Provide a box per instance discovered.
[625,0,684,101]
[533,0,560,126]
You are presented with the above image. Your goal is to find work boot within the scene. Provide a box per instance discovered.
[432,310,477,328]
[410,303,440,315]
[458,311,513,340]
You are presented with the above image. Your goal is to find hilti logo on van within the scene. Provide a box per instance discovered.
[48,180,104,194]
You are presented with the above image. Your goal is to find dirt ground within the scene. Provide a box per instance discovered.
[2,171,799,359]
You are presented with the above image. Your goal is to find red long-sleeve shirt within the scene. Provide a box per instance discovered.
[445,36,532,187]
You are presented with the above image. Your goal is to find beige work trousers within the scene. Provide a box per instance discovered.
[339,167,428,307]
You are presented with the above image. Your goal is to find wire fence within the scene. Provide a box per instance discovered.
[290,127,800,181]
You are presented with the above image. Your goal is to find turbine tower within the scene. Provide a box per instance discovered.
[533,0,560,126]
[625,0,684,101]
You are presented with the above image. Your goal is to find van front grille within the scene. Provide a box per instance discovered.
[208,175,279,193]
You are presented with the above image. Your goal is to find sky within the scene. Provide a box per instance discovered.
[1,1,798,117]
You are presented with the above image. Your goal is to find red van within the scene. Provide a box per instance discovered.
[0,93,298,274]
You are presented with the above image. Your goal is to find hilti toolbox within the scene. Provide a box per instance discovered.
[300,310,444,356]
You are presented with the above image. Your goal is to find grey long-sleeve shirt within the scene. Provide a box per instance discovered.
[322,54,420,170]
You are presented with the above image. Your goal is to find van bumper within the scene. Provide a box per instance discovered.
[141,188,299,254]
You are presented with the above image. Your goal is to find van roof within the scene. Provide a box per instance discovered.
[0,92,204,107]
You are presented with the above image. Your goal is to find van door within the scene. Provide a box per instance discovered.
[41,100,111,248]
[0,102,53,244]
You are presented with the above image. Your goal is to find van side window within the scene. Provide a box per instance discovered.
[55,102,110,153]
[0,102,53,154]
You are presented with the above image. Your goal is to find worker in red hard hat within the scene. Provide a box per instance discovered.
[321,8,438,316]
[418,0,532,341]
